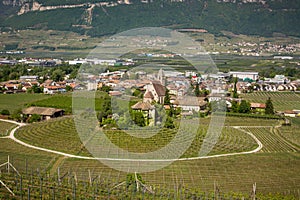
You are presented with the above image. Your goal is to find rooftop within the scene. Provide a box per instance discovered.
[131,102,154,111]
[22,107,64,116]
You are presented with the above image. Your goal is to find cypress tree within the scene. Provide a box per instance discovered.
[233,77,238,98]
[265,97,275,115]
[195,83,200,97]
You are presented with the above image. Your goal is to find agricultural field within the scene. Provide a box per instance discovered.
[14,117,91,157]
[278,117,300,148]
[240,92,300,111]
[0,139,57,173]
[1,114,300,198]
[241,127,298,153]
[57,152,300,198]
[224,116,279,126]
[0,121,16,136]
[0,30,102,58]
[0,93,50,114]
[15,116,259,159]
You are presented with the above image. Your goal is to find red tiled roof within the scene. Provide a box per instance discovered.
[250,103,266,109]
[45,85,65,90]
[109,91,122,96]
[131,102,154,111]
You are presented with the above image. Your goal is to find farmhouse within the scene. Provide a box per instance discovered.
[250,103,266,113]
[22,106,64,120]
[282,110,297,118]
[131,101,156,126]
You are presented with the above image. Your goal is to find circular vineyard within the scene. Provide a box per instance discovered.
[14,117,258,159]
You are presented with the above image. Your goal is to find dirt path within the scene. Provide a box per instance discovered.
[0,119,264,162]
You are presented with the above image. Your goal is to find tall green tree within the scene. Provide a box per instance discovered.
[231,101,239,113]
[164,116,175,129]
[265,97,275,115]
[51,69,65,81]
[232,77,239,98]
[133,111,145,127]
[238,100,251,113]
[133,88,142,97]
[31,84,42,93]
[101,96,112,118]
[164,89,171,105]
[195,83,200,97]
[100,85,111,92]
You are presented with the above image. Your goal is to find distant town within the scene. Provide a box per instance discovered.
[1,56,300,123]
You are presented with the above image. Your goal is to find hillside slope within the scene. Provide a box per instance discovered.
[0,0,299,37]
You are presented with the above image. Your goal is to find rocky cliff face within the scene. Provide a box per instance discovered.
[2,0,42,15]
[18,1,41,15]
[2,0,30,6]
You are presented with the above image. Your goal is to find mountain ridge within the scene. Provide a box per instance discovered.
[1,0,299,37]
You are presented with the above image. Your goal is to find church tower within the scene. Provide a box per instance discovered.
[157,68,166,86]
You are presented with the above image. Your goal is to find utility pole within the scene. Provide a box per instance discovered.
[252,182,256,200]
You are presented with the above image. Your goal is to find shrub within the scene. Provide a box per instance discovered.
[0,109,10,115]
[28,114,41,123]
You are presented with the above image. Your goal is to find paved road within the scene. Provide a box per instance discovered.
[0,119,263,162]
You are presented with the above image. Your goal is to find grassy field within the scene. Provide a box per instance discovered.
[27,93,74,114]
[0,121,17,136]
[0,91,111,115]
[0,93,51,114]
[27,91,109,114]
[240,92,300,111]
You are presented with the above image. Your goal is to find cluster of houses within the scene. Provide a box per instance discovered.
[92,69,300,121]
[1,67,300,122]
[0,76,81,94]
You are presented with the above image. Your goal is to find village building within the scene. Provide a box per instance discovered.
[109,91,122,97]
[157,68,166,86]
[19,76,39,81]
[143,82,166,104]
[173,96,207,112]
[229,71,259,81]
[281,110,298,118]
[131,101,156,126]
[22,106,64,120]
[250,103,266,113]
